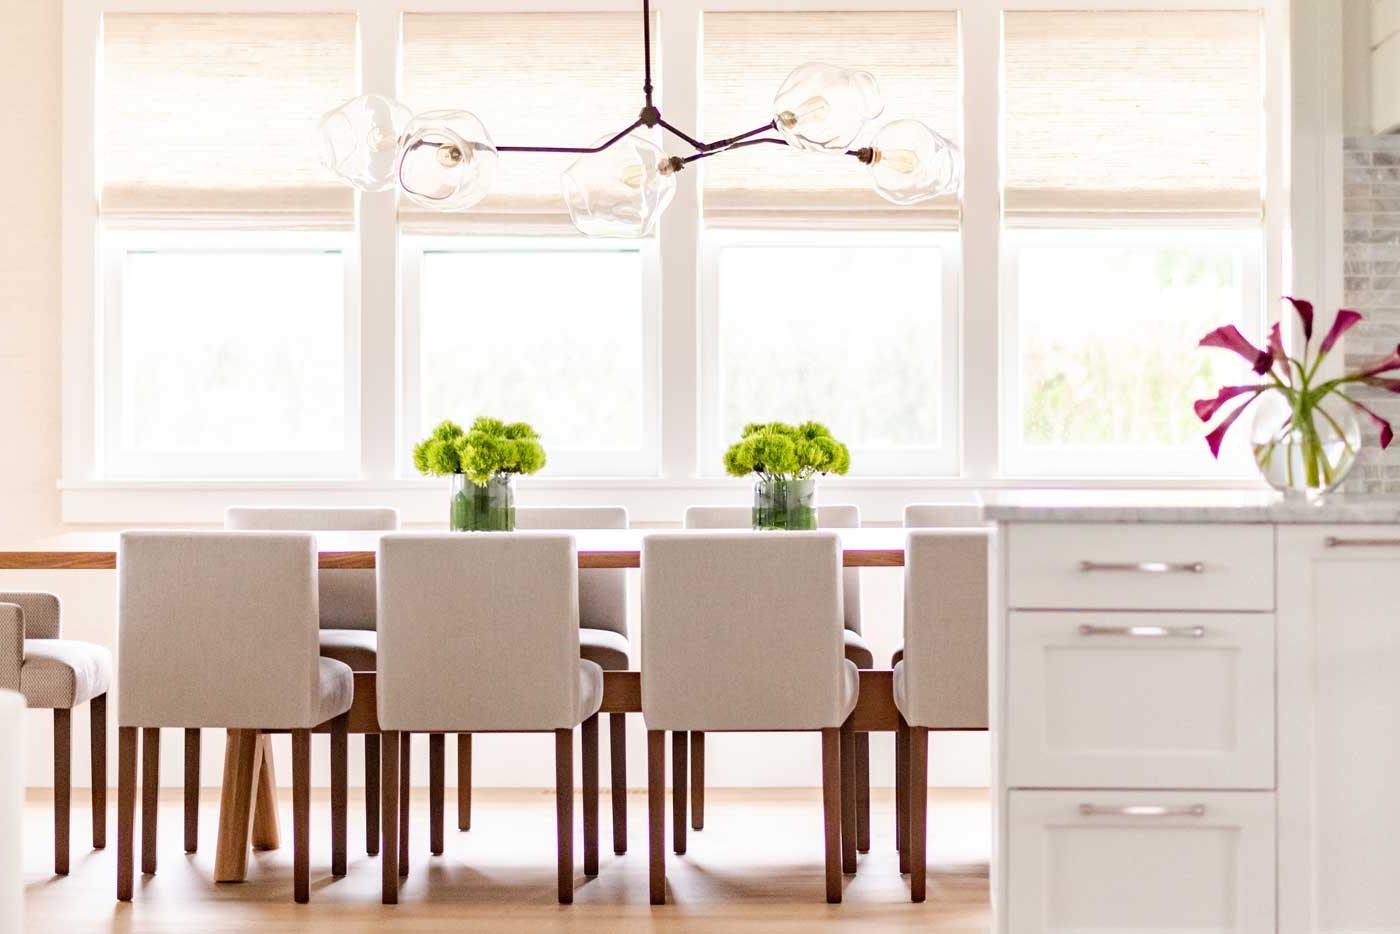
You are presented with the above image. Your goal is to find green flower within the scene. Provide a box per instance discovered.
[412,417,547,482]
[723,421,850,479]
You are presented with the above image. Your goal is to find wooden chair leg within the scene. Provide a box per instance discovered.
[839,720,857,874]
[647,730,666,905]
[184,728,200,853]
[331,714,348,877]
[252,735,280,851]
[555,727,574,905]
[671,730,687,855]
[53,708,70,876]
[90,694,106,850]
[690,731,704,831]
[456,733,472,831]
[117,727,138,901]
[582,713,599,877]
[909,726,929,903]
[292,729,311,904]
[141,727,160,876]
[820,727,842,904]
[398,732,410,876]
[364,734,380,856]
[380,730,400,905]
[856,731,870,853]
[609,713,627,855]
[428,733,444,856]
[896,716,910,873]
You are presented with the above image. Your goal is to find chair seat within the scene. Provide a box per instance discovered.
[319,628,377,672]
[838,659,860,723]
[893,659,909,722]
[576,659,604,725]
[844,630,874,669]
[315,658,355,725]
[580,628,630,671]
[891,643,904,667]
[20,639,112,709]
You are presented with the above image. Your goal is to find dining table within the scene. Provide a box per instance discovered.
[0,526,976,882]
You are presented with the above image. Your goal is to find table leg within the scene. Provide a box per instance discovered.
[252,735,281,850]
[214,730,263,883]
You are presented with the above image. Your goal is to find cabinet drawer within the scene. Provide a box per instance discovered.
[1007,523,1273,611]
[1006,612,1274,789]
[1007,790,1275,934]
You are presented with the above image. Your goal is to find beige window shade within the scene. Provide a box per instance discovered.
[702,12,960,228]
[401,12,653,233]
[1003,11,1263,219]
[101,13,357,228]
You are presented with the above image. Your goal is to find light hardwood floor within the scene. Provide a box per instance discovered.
[23,787,990,932]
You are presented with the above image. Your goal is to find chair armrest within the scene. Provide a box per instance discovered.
[0,604,21,693]
[0,592,59,640]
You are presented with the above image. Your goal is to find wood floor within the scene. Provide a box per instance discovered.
[22,787,990,933]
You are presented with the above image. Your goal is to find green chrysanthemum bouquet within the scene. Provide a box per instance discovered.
[723,421,850,530]
[413,417,546,530]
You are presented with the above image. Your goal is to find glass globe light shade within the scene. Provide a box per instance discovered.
[396,110,498,211]
[867,119,962,205]
[318,93,413,192]
[561,133,677,238]
[771,62,884,153]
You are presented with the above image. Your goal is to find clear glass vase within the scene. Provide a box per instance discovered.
[448,473,516,531]
[1249,391,1361,499]
[752,475,818,530]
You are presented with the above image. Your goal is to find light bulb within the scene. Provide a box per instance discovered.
[562,133,676,238]
[866,119,961,205]
[318,93,413,192]
[396,110,497,211]
[771,63,883,153]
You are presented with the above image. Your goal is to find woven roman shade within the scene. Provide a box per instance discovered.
[701,11,960,228]
[400,12,652,233]
[1003,11,1264,220]
[100,13,357,228]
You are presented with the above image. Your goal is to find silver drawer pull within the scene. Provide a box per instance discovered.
[1324,536,1400,548]
[1078,803,1207,818]
[1078,560,1205,574]
[1078,624,1207,639]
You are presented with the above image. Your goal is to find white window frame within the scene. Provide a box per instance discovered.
[99,228,362,480]
[59,0,1302,526]
[699,227,961,477]
[399,234,662,478]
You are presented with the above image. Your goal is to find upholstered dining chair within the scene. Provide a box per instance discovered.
[894,529,989,901]
[116,531,354,903]
[682,505,872,851]
[438,506,630,855]
[0,591,111,875]
[225,506,398,857]
[893,506,988,869]
[376,532,602,905]
[0,689,21,933]
[642,531,858,904]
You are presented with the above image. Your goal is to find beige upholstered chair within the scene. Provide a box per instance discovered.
[439,506,631,854]
[117,531,354,903]
[641,531,858,904]
[0,591,111,875]
[0,690,20,933]
[893,530,989,902]
[226,505,397,857]
[376,532,602,905]
[681,504,872,850]
[902,502,985,530]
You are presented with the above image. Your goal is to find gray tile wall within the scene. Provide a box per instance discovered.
[1343,135,1400,492]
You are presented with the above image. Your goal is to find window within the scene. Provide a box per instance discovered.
[1000,11,1266,476]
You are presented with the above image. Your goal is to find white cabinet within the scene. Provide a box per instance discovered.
[1007,790,1276,934]
[1006,611,1275,789]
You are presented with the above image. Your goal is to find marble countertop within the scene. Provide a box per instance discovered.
[979,489,1400,524]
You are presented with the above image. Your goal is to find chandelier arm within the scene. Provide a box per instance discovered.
[677,137,790,165]
[496,119,645,155]
[657,118,708,152]
[642,0,654,107]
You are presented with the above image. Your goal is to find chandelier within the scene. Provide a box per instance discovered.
[318,0,962,237]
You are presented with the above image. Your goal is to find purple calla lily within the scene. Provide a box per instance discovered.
[1199,325,1274,375]
[1194,384,1270,422]
[1318,309,1363,355]
[1204,390,1267,458]
[1350,344,1400,380]
[1266,322,1286,368]
[1341,393,1395,449]
[1284,296,1314,342]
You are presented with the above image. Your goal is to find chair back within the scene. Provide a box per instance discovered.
[904,503,985,528]
[118,531,323,728]
[376,532,582,732]
[641,531,846,732]
[901,530,990,729]
[683,504,862,634]
[225,506,399,631]
[515,506,628,638]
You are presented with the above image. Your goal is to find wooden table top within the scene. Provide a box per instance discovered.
[0,527,988,571]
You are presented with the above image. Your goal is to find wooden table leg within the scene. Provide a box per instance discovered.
[252,735,280,850]
[214,729,263,883]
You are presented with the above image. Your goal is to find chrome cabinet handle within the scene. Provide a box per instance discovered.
[1078,624,1206,639]
[1078,560,1205,574]
[1078,803,1206,818]
[1324,536,1400,548]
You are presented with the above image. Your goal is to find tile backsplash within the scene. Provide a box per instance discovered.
[1344,135,1400,492]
